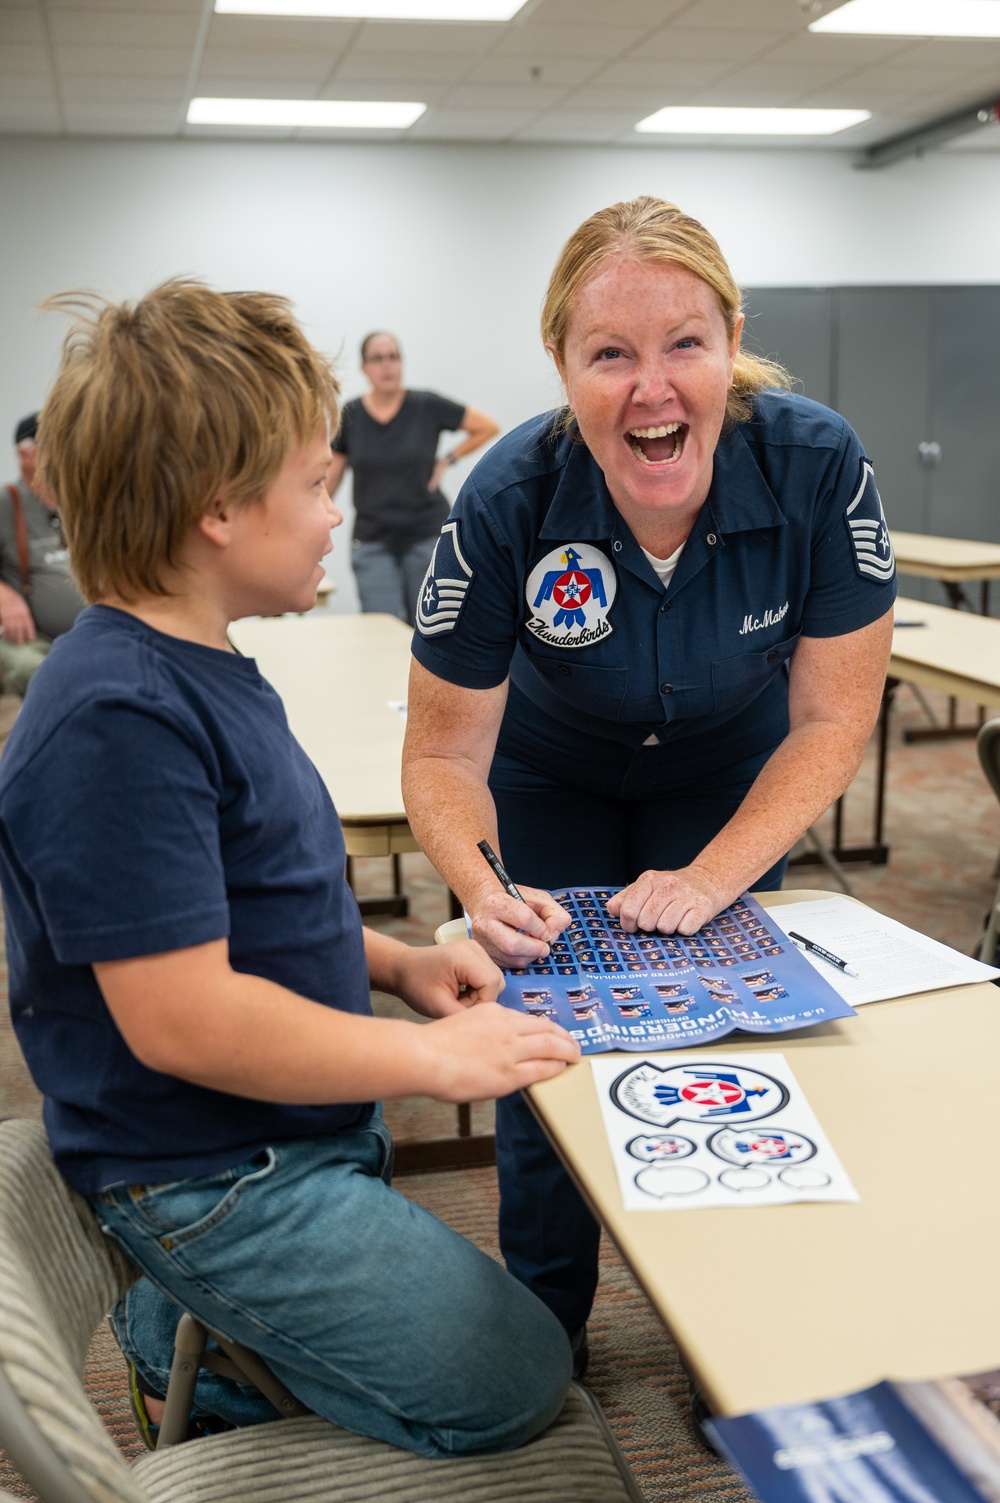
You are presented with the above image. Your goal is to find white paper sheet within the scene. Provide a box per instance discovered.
[773,896,999,1006]
[591,1050,858,1212]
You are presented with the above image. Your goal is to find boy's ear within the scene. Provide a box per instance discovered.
[197,490,235,548]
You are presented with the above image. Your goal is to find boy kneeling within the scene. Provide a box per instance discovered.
[0,281,577,1454]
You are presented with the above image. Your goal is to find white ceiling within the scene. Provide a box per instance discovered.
[1,0,999,151]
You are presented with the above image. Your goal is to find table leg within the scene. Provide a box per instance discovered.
[345,854,409,919]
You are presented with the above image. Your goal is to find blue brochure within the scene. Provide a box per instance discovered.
[499,887,854,1054]
[707,1370,1000,1502]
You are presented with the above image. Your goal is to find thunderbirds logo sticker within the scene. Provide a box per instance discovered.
[525,543,617,649]
[610,1061,788,1129]
[846,461,895,583]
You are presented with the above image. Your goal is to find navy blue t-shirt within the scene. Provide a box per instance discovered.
[413,393,896,779]
[0,607,373,1193]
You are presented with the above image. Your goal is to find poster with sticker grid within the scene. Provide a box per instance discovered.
[591,1051,858,1212]
[499,888,854,1053]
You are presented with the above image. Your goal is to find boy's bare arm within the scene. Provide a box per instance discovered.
[94,938,579,1105]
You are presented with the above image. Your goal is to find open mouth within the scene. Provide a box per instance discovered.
[627,423,685,465]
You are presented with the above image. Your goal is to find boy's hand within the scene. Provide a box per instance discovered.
[391,938,504,1019]
[419,1002,581,1102]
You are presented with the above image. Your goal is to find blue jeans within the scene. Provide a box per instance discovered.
[88,1120,570,1457]
[352,537,438,624]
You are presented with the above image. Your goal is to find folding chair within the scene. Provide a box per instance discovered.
[0,1119,644,1503]
[976,718,1000,963]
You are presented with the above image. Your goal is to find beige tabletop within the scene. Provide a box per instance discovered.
[529,888,1000,1417]
[891,531,1000,582]
[229,612,418,856]
[891,596,1000,706]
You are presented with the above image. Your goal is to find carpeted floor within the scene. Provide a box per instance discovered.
[0,682,996,1501]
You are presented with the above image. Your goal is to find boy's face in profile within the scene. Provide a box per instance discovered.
[221,425,340,618]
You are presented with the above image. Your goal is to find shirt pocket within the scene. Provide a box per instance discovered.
[528,658,630,721]
[711,632,801,717]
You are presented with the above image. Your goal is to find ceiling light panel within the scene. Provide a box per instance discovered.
[187,97,426,126]
[215,0,527,19]
[811,1,1000,38]
[635,106,872,135]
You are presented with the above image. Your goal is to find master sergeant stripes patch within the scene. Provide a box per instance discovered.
[415,520,473,637]
[845,460,895,583]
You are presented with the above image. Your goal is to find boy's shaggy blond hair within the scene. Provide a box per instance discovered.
[38,278,340,602]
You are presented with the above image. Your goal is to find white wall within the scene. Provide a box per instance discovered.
[3,135,1000,607]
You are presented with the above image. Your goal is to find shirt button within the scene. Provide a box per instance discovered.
[660,682,673,694]
[558,664,571,676]
[706,533,717,546]
[766,650,778,663]
[660,601,670,613]
[613,540,623,553]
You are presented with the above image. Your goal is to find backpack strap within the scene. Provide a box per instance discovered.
[5,484,31,598]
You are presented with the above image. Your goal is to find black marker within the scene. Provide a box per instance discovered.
[789,931,859,978]
[477,839,525,903]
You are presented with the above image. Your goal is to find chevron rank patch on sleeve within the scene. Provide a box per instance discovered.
[845,461,895,584]
[415,520,473,637]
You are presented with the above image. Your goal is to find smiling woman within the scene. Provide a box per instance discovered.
[400,195,898,1357]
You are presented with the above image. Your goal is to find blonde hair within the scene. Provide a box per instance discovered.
[541,196,791,429]
[37,278,340,602]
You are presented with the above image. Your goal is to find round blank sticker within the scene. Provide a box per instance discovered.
[779,1165,832,1190]
[718,1167,770,1192]
[634,1166,709,1198]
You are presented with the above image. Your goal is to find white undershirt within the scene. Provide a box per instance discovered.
[640,542,685,746]
[640,541,685,588]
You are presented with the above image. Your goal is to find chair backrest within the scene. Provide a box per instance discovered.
[977,718,1000,805]
[0,1119,146,1503]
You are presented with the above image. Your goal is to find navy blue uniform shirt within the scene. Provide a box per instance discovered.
[0,607,373,1194]
[412,392,896,777]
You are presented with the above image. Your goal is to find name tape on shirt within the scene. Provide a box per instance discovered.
[845,461,895,584]
[524,543,617,649]
[415,521,473,637]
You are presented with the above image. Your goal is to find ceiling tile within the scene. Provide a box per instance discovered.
[671,0,807,29]
[55,44,194,76]
[199,46,335,80]
[193,74,321,96]
[443,81,568,110]
[0,43,50,72]
[206,14,358,51]
[0,8,45,45]
[593,57,737,89]
[763,33,918,66]
[464,55,597,85]
[493,23,644,60]
[561,84,691,111]
[531,0,686,26]
[0,100,61,131]
[350,21,495,55]
[58,74,189,103]
[630,27,786,62]
[0,71,58,105]
[410,107,536,138]
[331,52,464,82]
[48,8,202,47]
[63,101,183,129]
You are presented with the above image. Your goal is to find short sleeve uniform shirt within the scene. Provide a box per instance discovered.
[412,392,896,780]
[333,390,466,549]
[0,608,373,1193]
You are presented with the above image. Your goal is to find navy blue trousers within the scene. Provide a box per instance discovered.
[489,702,787,1333]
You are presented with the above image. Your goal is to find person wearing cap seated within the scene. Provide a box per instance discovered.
[0,414,85,695]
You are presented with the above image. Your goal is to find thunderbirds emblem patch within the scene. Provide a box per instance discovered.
[845,461,895,583]
[525,543,617,649]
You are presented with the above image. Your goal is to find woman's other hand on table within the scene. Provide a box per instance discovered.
[470,885,571,969]
[607,865,727,936]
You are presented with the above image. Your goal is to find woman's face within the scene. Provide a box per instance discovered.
[554,258,741,533]
[362,334,403,395]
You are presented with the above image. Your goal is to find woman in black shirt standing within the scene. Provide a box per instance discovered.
[328,332,499,623]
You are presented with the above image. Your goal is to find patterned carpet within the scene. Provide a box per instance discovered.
[0,683,996,1501]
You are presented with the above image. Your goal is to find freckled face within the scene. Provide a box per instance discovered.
[554,258,741,536]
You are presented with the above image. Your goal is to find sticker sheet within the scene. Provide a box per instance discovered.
[591,1051,859,1211]
[500,888,854,1053]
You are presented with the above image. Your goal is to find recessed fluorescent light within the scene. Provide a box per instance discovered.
[187,97,426,127]
[214,0,527,19]
[635,106,871,136]
[810,1,1000,38]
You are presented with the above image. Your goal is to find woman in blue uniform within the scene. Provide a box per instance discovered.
[401,197,896,1363]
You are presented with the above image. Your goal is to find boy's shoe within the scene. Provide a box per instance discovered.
[127,1361,234,1451]
[570,1325,590,1381]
